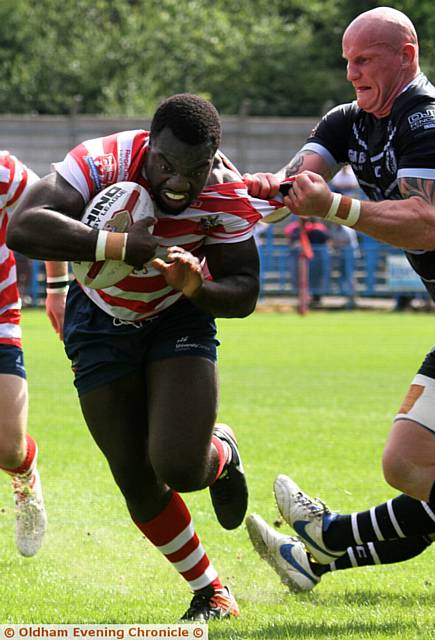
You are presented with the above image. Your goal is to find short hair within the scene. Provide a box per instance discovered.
[150,93,222,151]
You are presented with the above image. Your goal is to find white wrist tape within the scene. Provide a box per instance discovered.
[46,286,69,295]
[120,234,127,262]
[325,193,361,227]
[95,230,109,261]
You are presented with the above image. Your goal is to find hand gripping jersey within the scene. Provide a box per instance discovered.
[301,74,435,300]
[54,130,286,321]
[0,152,38,347]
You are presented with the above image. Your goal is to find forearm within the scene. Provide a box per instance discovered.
[355,197,435,250]
[7,207,99,261]
[44,259,69,279]
[187,275,259,318]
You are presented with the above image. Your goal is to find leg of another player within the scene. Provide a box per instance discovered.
[0,371,46,556]
[80,370,239,621]
[382,419,435,502]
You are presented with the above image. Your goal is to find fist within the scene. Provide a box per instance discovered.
[243,172,281,199]
[125,217,159,268]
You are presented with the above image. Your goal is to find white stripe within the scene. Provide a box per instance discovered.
[0,243,10,264]
[387,499,406,538]
[116,131,139,181]
[370,507,384,541]
[0,265,17,293]
[54,157,91,203]
[0,165,10,182]
[421,501,435,523]
[397,168,435,180]
[0,322,22,339]
[329,561,336,571]
[188,565,218,591]
[347,547,358,568]
[368,542,381,565]
[301,142,338,168]
[351,513,363,545]
[0,301,21,316]
[156,522,194,555]
[172,544,205,573]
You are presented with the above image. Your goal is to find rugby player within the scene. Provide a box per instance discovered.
[244,7,435,589]
[1,150,67,556]
[7,94,287,620]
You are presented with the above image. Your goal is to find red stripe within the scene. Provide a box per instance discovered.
[71,143,96,196]
[180,554,210,582]
[7,166,27,208]
[134,492,191,546]
[0,337,22,347]
[165,534,200,563]
[0,283,20,310]
[97,288,172,313]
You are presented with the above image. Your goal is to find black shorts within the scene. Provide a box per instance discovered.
[63,281,219,396]
[0,344,26,379]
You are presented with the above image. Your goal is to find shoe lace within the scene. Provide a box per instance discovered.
[183,593,212,619]
[184,589,230,619]
[296,492,331,519]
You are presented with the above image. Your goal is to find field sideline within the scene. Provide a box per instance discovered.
[0,308,432,638]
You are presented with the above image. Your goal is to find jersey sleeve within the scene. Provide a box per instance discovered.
[302,103,357,168]
[0,151,39,218]
[198,182,289,245]
[396,100,435,180]
[52,129,148,202]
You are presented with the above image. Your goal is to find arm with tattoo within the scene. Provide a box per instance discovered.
[351,176,435,250]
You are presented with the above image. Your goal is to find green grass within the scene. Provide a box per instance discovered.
[0,308,433,638]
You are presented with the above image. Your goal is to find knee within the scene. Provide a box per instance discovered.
[155,456,208,493]
[382,445,410,494]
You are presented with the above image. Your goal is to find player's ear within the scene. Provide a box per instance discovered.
[401,43,417,68]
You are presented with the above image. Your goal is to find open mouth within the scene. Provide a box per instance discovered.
[157,189,190,213]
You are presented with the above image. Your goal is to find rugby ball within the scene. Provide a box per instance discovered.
[72,182,155,289]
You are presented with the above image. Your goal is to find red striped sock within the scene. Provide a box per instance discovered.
[134,492,223,592]
[0,434,37,476]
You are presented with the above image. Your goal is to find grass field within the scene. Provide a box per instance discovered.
[0,308,433,638]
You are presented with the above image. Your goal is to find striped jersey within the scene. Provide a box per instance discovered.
[54,130,287,321]
[0,151,38,347]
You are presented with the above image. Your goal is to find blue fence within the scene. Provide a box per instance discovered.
[256,227,428,301]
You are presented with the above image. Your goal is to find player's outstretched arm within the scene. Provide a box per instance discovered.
[244,150,332,200]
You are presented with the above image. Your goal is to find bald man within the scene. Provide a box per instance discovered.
[245,7,435,593]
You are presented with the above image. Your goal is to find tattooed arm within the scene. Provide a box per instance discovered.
[352,176,435,250]
[245,149,335,199]
[277,149,335,182]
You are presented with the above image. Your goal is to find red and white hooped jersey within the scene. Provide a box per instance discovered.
[0,151,38,347]
[54,129,287,321]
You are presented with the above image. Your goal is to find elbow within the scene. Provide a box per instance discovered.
[6,223,24,253]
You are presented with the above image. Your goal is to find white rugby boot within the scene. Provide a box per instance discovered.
[12,467,47,557]
[246,513,320,592]
[274,474,345,564]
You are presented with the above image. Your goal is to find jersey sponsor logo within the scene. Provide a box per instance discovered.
[85,185,125,227]
[348,150,367,164]
[85,153,117,189]
[408,109,435,131]
[119,149,131,180]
